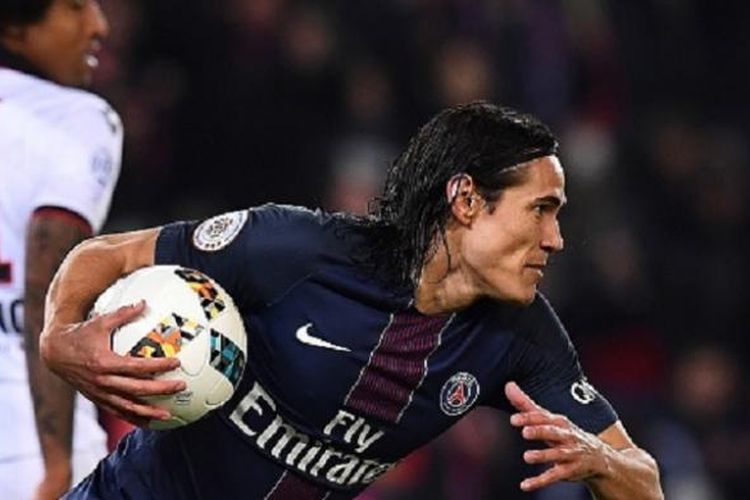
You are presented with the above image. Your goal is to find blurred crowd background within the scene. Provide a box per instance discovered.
[92,1,750,498]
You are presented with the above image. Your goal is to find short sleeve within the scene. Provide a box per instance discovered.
[503,295,617,434]
[154,204,334,309]
[31,97,122,232]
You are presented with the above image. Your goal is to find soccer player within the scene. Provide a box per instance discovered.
[0,1,122,498]
[41,103,663,499]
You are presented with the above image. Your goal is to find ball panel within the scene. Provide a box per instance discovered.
[92,265,248,429]
[207,300,248,352]
[208,329,246,389]
[173,267,227,321]
[205,375,235,407]
[125,314,205,359]
[177,327,211,377]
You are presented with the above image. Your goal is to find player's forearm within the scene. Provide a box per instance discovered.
[42,228,159,333]
[37,226,177,427]
[24,216,89,482]
[586,445,663,500]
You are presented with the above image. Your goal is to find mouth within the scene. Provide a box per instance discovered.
[84,54,99,70]
[84,41,102,70]
[525,264,546,278]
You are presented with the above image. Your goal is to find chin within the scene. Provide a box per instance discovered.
[52,72,85,87]
[494,287,536,307]
[513,293,536,307]
[78,70,94,88]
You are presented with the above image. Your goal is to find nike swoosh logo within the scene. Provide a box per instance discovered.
[295,323,351,352]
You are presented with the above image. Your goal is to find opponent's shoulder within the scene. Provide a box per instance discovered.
[0,68,121,138]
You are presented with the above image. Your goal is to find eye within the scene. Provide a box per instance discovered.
[531,203,559,220]
[531,205,545,217]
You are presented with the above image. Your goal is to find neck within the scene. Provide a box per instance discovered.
[414,228,479,315]
[0,43,47,81]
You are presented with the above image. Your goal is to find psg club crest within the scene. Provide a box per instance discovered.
[440,372,480,416]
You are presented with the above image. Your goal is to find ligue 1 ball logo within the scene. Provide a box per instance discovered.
[440,372,480,416]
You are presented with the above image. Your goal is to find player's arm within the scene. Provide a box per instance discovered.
[506,382,663,499]
[40,227,185,426]
[24,210,91,499]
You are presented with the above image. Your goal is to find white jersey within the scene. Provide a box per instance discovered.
[0,67,121,466]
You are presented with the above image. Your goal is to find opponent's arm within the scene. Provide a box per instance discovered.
[506,382,663,499]
[24,211,90,499]
[40,227,185,426]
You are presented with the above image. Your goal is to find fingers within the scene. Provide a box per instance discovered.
[511,411,569,428]
[45,305,182,427]
[108,393,170,423]
[506,384,572,444]
[521,424,571,444]
[93,373,186,398]
[520,464,571,492]
[83,345,180,377]
[523,447,574,465]
[91,303,182,376]
[100,301,147,331]
[108,354,181,377]
[82,359,185,425]
[88,390,171,425]
[504,381,541,413]
[505,387,604,493]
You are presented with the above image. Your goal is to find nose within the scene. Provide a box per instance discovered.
[541,220,564,253]
[88,0,110,39]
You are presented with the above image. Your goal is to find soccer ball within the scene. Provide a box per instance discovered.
[92,265,247,430]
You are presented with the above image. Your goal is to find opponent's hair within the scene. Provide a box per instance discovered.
[362,102,558,288]
[0,0,53,33]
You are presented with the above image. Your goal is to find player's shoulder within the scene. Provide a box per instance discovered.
[0,68,121,135]
[248,203,346,242]
[478,293,569,345]
[250,203,331,225]
[515,293,574,354]
[244,203,360,264]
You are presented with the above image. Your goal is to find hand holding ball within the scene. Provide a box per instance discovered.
[93,265,247,429]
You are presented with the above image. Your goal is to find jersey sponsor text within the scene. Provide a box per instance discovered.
[230,380,394,489]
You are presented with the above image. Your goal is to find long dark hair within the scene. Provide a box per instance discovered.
[358,102,558,288]
[0,0,53,32]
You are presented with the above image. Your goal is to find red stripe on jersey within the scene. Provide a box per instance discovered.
[32,207,93,235]
[345,308,452,424]
[264,470,330,500]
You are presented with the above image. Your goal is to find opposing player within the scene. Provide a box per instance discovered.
[0,1,123,498]
[41,103,663,498]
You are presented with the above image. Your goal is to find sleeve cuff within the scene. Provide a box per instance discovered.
[154,222,186,265]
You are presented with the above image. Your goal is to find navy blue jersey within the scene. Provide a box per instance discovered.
[69,204,617,499]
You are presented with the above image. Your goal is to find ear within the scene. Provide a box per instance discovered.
[446,174,479,225]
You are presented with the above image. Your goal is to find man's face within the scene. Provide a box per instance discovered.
[460,156,566,305]
[5,0,109,86]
